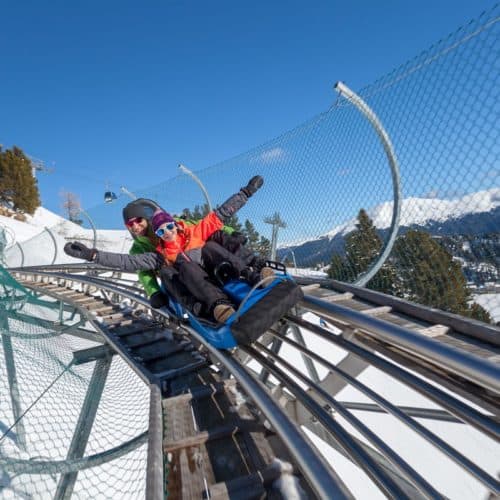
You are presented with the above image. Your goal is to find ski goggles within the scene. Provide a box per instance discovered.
[125,217,145,228]
[155,222,176,237]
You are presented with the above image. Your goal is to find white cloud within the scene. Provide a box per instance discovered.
[257,147,286,164]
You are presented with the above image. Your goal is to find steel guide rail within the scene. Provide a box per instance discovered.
[302,294,500,395]
[9,268,350,499]
[243,345,441,499]
[285,313,500,442]
[7,266,500,498]
[255,328,500,495]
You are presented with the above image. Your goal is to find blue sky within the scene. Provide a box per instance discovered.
[1,0,497,215]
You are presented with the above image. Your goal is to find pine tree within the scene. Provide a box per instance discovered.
[257,236,271,259]
[0,146,41,214]
[224,213,242,233]
[393,230,490,322]
[327,254,351,281]
[192,204,204,220]
[466,303,492,323]
[242,219,260,251]
[328,209,397,293]
[345,209,382,275]
[180,207,194,220]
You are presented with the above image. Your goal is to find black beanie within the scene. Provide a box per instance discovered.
[122,199,162,223]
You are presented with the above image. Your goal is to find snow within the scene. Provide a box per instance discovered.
[1,207,499,499]
[473,293,500,323]
[1,207,133,267]
[281,188,500,247]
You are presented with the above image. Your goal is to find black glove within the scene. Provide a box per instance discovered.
[241,175,264,198]
[64,242,97,261]
[149,291,169,309]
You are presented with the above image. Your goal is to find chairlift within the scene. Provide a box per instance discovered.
[104,191,117,203]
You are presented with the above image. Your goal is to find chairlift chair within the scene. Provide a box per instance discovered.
[104,191,117,203]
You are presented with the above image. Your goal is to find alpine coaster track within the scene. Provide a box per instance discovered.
[7,264,500,499]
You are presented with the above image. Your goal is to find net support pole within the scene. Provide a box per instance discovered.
[79,209,97,251]
[1,319,28,451]
[54,355,112,500]
[334,81,402,287]
[44,227,58,265]
[178,163,213,212]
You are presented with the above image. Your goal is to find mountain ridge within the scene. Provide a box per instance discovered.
[278,188,500,266]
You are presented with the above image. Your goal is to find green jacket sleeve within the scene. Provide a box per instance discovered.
[130,237,161,298]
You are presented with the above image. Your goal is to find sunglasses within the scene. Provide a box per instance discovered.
[155,222,176,237]
[125,217,144,228]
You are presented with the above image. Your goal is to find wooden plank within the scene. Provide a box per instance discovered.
[71,296,96,304]
[53,288,79,295]
[163,392,216,498]
[418,324,450,338]
[82,302,109,311]
[105,318,133,328]
[166,445,215,499]
[99,312,125,321]
[360,306,393,316]
[320,292,354,302]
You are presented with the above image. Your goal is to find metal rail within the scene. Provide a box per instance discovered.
[303,294,500,395]
[6,266,500,498]
[14,269,353,499]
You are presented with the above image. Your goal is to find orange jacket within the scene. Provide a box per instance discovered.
[155,211,224,265]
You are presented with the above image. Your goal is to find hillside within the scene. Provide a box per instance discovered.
[0,206,132,266]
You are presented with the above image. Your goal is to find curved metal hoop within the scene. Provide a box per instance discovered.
[334,81,402,287]
[178,163,213,212]
[0,431,147,474]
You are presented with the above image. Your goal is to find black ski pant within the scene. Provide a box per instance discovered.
[159,239,263,316]
[208,231,263,269]
[159,245,235,316]
[201,240,249,276]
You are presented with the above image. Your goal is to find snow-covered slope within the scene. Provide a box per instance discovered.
[0,206,132,266]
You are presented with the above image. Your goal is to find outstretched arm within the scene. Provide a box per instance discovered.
[97,248,163,271]
[214,175,263,222]
[64,242,163,272]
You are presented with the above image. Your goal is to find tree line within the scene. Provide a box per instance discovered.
[0,145,40,214]
[327,209,493,323]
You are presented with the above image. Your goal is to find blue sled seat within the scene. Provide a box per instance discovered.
[182,275,303,349]
[160,270,304,350]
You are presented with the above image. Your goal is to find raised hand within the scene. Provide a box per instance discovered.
[64,241,96,261]
[241,175,264,197]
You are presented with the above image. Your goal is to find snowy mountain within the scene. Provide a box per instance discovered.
[279,188,500,267]
[330,188,500,234]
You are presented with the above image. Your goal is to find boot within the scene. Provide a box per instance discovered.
[259,266,275,287]
[213,304,236,323]
[241,266,275,288]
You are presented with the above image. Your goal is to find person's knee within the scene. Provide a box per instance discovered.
[203,240,222,254]
[177,260,207,280]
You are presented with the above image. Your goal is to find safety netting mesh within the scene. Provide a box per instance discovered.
[0,5,499,498]
[84,5,499,324]
[3,9,498,324]
[0,265,149,498]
